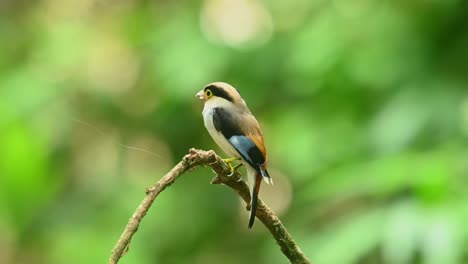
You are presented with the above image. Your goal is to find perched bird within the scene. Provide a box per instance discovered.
[196,82,272,228]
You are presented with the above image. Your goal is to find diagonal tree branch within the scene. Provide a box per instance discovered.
[108,148,311,264]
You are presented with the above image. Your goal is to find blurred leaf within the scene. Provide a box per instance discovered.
[305,209,386,264]
[0,121,56,230]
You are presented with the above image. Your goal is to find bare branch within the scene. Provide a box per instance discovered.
[108,148,311,264]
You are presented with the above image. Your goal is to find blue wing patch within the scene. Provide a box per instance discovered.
[228,135,265,168]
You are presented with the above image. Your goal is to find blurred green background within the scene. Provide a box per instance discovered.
[1,0,468,263]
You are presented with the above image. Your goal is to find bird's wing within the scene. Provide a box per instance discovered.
[212,107,267,171]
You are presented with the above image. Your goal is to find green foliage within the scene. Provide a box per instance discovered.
[1,0,467,263]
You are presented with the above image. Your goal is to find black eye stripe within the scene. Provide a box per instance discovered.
[204,85,234,102]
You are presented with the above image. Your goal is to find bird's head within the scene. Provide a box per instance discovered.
[196,82,247,109]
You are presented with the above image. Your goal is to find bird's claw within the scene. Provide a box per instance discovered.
[228,163,244,177]
[226,163,238,177]
[222,157,242,176]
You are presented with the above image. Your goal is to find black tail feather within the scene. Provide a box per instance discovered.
[248,174,262,229]
[248,190,258,229]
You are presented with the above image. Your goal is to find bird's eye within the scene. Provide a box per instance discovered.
[205,89,213,98]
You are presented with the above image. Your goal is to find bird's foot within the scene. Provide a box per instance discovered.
[229,163,244,177]
[222,157,242,176]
